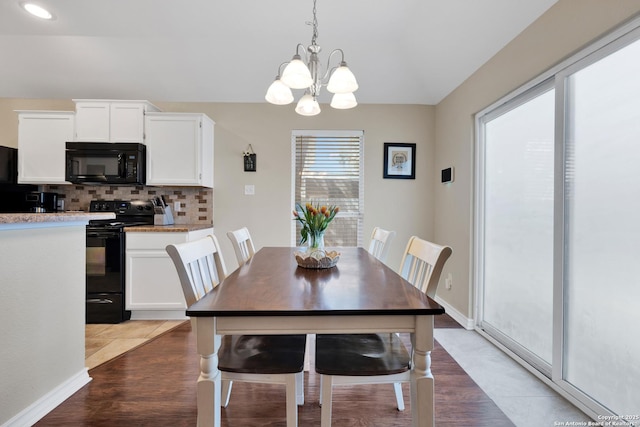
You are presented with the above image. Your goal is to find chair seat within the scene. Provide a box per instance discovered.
[219,334,307,374]
[315,334,410,376]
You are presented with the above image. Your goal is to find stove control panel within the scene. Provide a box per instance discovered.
[89,200,154,216]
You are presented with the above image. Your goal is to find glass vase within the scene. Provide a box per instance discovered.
[308,230,325,254]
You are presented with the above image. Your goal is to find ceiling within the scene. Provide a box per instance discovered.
[0,0,558,106]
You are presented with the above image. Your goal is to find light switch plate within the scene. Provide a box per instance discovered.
[244,184,255,195]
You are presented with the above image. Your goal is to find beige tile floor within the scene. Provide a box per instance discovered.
[85,320,187,370]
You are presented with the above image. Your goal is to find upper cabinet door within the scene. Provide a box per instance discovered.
[74,102,110,142]
[73,100,160,143]
[145,112,214,188]
[17,111,75,184]
[110,103,148,143]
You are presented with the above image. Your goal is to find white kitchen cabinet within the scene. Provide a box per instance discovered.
[125,227,213,319]
[145,112,214,188]
[16,110,75,184]
[73,99,160,143]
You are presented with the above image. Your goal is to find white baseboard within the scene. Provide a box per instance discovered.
[434,296,475,330]
[2,369,91,427]
[130,310,188,320]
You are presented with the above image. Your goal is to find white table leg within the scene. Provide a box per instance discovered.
[195,317,222,427]
[320,375,334,427]
[411,315,435,427]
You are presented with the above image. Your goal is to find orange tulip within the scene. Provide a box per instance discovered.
[294,202,340,245]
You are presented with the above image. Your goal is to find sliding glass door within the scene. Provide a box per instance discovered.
[476,21,640,421]
[478,84,555,373]
[560,36,640,417]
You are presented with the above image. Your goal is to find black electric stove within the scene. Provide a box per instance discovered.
[86,200,154,324]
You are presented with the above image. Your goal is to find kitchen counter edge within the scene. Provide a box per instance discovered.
[0,212,115,225]
[124,224,214,233]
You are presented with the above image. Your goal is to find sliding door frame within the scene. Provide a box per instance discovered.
[474,77,555,378]
[553,24,640,417]
[474,14,640,423]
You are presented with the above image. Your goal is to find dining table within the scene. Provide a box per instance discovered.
[186,246,445,427]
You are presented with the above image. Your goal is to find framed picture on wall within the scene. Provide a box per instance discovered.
[383,142,416,179]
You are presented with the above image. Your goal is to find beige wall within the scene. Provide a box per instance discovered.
[433,0,640,319]
[153,102,435,271]
[0,99,435,272]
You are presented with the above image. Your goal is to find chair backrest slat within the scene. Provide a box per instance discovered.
[166,235,229,306]
[398,236,452,298]
[367,227,396,263]
[191,254,215,299]
[227,227,257,267]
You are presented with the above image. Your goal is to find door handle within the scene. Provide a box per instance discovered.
[86,298,114,304]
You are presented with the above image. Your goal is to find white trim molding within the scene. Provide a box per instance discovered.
[435,296,474,330]
[2,370,91,427]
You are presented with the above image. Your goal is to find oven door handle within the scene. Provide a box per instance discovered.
[87,231,118,239]
[87,298,114,304]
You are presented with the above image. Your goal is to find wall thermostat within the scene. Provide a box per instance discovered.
[441,167,454,183]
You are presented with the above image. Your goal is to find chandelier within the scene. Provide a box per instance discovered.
[265,0,359,116]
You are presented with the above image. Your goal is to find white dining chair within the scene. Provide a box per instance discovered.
[166,234,306,427]
[315,236,452,426]
[226,227,256,267]
[367,226,396,263]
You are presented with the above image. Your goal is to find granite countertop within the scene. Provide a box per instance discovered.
[124,224,214,233]
[0,212,115,224]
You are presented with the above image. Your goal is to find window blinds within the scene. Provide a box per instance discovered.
[292,130,364,247]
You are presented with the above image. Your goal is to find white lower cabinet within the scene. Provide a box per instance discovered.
[125,228,213,319]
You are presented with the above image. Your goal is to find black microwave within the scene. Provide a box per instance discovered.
[65,142,146,185]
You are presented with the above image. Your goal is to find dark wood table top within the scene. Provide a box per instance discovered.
[187,247,445,317]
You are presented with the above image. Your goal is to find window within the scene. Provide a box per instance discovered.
[291,130,364,247]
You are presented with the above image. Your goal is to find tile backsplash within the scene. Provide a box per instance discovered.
[43,185,213,225]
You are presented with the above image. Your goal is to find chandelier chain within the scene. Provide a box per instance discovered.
[311,0,318,46]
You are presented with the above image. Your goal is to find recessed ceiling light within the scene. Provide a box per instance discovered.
[21,2,53,20]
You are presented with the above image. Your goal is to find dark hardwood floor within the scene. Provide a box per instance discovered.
[37,315,513,426]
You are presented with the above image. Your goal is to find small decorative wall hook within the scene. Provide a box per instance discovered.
[243,144,257,172]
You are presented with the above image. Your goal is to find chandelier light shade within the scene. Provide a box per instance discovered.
[281,55,314,89]
[295,94,322,116]
[265,77,294,105]
[265,0,358,116]
[330,92,358,110]
[327,63,359,94]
